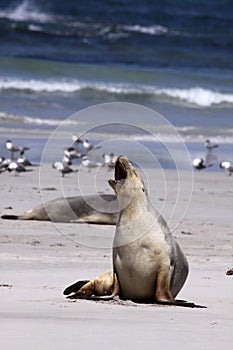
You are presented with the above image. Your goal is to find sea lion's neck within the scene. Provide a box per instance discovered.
[117,193,149,225]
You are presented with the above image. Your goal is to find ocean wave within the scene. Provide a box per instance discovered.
[0,1,168,34]
[0,112,80,126]
[0,78,84,93]
[157,87,233,107]
[0,77,142,93]
[0,1,170,40]
[26,22,169,40]
[0,77,232,107]
[0,1,210,43]
[0,0,52,23]
[121,24,168,36]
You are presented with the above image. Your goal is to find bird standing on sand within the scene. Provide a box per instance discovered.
[62,154,73,166]
[17,150,33,166]
[81,156,102,169]
[0,157,11,173]
[204,139,219,151]
[7,161,31,175]
[219,161,233,176]
[192,158,207,170]
[64,147,82,160]
[72,136,95,155]
[83,139,94,151]
[5,140,29,160]
[72,135,89,149]
[52,161,78,177]
[103,153,117,169]
[72,135,83,145]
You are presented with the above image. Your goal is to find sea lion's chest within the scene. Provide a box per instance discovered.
[113,211,171,300]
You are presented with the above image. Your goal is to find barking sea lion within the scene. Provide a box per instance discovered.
[64,156,205,308]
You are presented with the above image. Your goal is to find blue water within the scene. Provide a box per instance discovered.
[0,0,232,168]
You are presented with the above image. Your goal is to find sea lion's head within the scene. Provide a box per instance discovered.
[108,156,146,205]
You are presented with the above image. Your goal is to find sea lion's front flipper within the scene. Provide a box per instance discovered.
[155,299,207,308]
[154,266,206,308]
[155,269,174,302]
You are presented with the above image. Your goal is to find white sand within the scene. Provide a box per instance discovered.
[0,165,232,349]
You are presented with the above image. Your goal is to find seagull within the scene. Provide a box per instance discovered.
[7,161,32,175]
[0,157,11,172]
[64,147,82,160]
[72,135,83,145]
[5,140,29,159]
[52,161,78,177]
[102,153,117,169]
[192,158,207,170]
[72,136,102,156]
[205,139,219,151]
[81,156,102,169]
[62,154,73,166]
[17,150,32,166]
[0,157,8,174]
[83,139,94,151]
[219,161,233,176]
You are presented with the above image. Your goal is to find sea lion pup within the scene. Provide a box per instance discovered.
[1,194,117,224]
[64,156,205,308]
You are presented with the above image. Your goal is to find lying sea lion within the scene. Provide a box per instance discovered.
[1,194,117,224]
[64,156,205,308]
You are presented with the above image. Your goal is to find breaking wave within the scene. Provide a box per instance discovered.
[0,77,232,107]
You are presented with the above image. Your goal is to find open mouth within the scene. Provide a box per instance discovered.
[115,157,128,181]
[108,156,130,193]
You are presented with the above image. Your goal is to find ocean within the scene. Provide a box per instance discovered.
[0,0,232,170]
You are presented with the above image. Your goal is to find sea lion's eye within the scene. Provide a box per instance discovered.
[142,188,145,192]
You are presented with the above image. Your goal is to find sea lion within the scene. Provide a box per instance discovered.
[64,156,205,307]
[1,194,117,225]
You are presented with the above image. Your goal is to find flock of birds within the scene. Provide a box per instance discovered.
[1,137,232,176]
[192,139,233,175]
[0,140,36,175]
[52,135,117,177]
[0,137,117,177]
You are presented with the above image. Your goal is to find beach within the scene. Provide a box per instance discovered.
[0,164,232,350]
[0,0,232,348]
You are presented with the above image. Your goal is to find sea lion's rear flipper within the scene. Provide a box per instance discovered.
[63,280,90,296]
[156,299,207,308]
[64,271,118,301]
[66,294,116,301]
[1,214,19,220]
[1,212,35,220]
[65,279,97,299]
